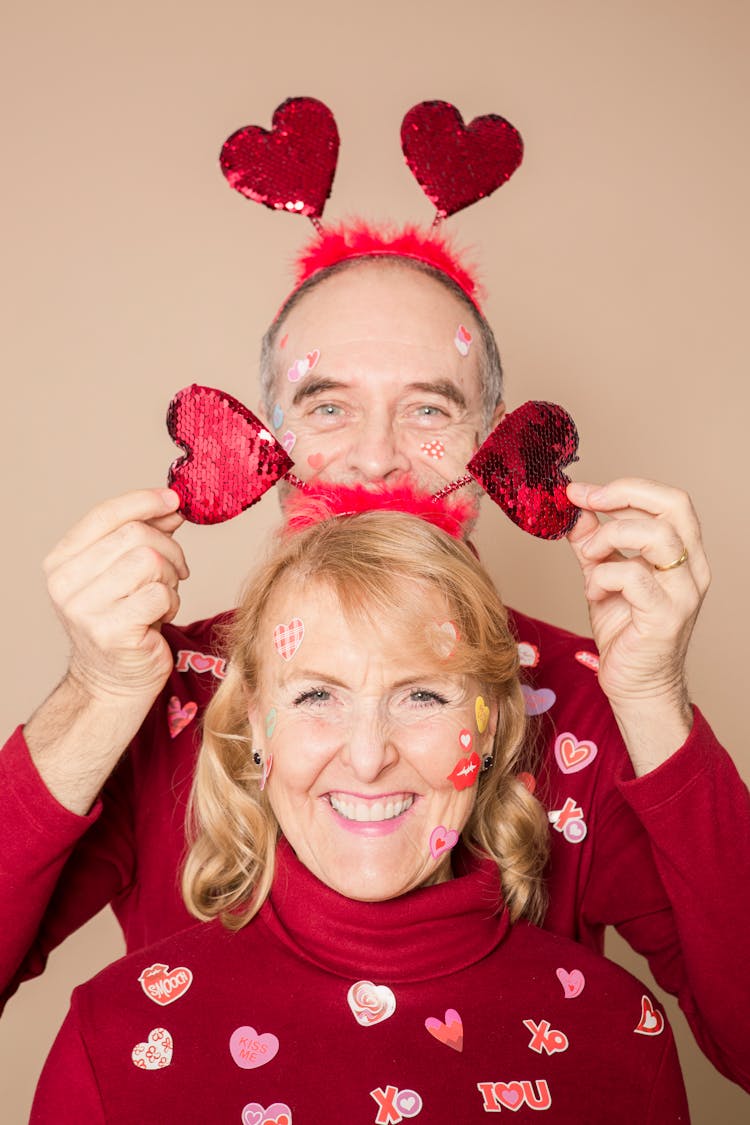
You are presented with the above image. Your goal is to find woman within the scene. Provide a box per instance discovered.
[31,511,689,1123]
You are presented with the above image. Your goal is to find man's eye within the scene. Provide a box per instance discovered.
[312,403,343,416]
[414,405,447,418]
[293,689,331,706]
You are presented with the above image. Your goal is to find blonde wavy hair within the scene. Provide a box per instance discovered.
[182,511,549,929]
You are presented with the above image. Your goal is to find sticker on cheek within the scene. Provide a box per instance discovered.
[281,430,297,453]
[475,696,490,733]
[429,825,459,859]
[271,404,284,430]
[307,452,325,471]
[429,619,459,659]
[273,618,304,661]
[458,728,473,752]
[287,347,320,383]
[454,324,472,356]
[420,439,446,461]
[260,753,273,791]
[447,751,480,790]
[265,707,277,739]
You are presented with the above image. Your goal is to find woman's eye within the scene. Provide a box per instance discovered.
[293,688,331,706]
[409,689,449,707]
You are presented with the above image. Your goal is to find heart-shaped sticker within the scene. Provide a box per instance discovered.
[475,696,490,733]
[634,995,665,1036]
[401,101,523,217]
[131,1027,173,1070]
[429,825,459,859]
[273,618,304,661]
[167,385,293,524]
[167,696,197,739]
[468,401,581,540]
[242,1103,293,1125]
[521,685,556,716]
[554,732,598,774]
[424,1008,463,1052]
[229,1025,280,1069]
[494,1081,525,1109]
[138,962,193,1006]
[220,97,339,219]
[556,967,586,999]
[347,980,396,1026]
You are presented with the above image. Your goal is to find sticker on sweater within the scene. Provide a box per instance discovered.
[556,967,585,999]
[425,1008,463,1052]
[548,798,588,844]
[521,685,556,716]
[370,1085,423,1123]
[634,995,665,1036]
[131,1027,173,1070]
[475,696,490,733]
[454,324,472,357]
[273,618,304,661]
[517,771,537,795]
[554,732,598,774]
[476,1080,552,1112]
[229,1025,280,1069]
[287,348,320,382]
[138,963,193,1005]
[574,649,599,672]
[517,642,540,668]
[260,753,273,791]
[167,696,197,738]
[174,650,227,679]
[429,826,459,860]
[242,1103,293,1125]
[523,1018,569,1055]
[347,981,396,1026]
[420,439,446,461]
[281,430,297,454]
[446,751,481,790]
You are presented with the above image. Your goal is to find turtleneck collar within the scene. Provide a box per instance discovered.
[259,838,511,982]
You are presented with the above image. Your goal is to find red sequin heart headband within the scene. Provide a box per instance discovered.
[167,385,581,540]
[219,96,524,313]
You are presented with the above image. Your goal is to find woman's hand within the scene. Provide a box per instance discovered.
[565,478,711,773]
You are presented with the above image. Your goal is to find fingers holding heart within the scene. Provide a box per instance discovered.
[577,517,698,589]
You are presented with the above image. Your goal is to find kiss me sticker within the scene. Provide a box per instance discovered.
[229,1025,280,1069]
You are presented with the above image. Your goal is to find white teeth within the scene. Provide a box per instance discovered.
[329,794,414,822]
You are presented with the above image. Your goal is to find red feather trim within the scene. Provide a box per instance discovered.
[284,479,478,540]
[289,220,484,312]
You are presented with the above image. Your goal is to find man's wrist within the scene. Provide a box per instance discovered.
[609,692,694,777]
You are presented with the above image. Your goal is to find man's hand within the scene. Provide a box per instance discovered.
[566,478,711,774]
[25,489,188,813]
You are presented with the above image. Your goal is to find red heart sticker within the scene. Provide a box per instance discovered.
[167,385,293,524]
[468,401,581,540]
[138,962,193,1006]
[167,696,197,739]
[220,97,339,219]
[401,101,523,217]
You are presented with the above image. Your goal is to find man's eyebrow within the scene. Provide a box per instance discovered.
[291,378,468,410]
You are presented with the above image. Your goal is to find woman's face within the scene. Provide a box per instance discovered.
[250,580,498,901]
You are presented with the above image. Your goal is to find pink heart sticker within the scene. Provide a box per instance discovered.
[521,685,556,716]
[306,452,325,471]
[167,696,197,738]
[242,1103,293,1125]
[424,1008,463,1052]
[429,825,459,859]
[347,980,396,1026]
[273,618,304,661]
[554,732,598,774]
[556,967,585,998]
[495,1081,525,1109]
[229,1025,280,1069]
[131,1027,173,1070]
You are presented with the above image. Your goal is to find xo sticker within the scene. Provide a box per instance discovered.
[370,1086,423,1123]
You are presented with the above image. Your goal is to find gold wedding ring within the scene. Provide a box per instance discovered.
[654,546,689,572]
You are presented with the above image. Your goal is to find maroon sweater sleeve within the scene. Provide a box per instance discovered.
[31,995,106,1123]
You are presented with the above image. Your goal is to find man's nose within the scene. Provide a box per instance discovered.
[345,413,410,482]
[342,710,398,782]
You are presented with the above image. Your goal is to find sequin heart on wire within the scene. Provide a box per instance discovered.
[466,402,581,539]
[167,385,293,524]
[220,97,339,220]
[401,101,524,218]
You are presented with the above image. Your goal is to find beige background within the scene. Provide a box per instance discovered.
[1,0,748,1119]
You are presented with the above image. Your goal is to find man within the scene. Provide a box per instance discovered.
[1,245,749,1090]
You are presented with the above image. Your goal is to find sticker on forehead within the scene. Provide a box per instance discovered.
[420,439,446,461]
[279,333,288,350]
[454,324,472,357]
[287,348,320,383]
[429,825,459,859]
[272,403,284,430]
[273,618,304,661]
[281,430,297,453]
[428,619,459,658]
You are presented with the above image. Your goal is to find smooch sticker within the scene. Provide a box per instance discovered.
[138,963,193,1006]
[425,1008,463,1052]
[447,751,481,790]
[347,980,397,1026]
[131,1027,173,1070]
[429,826,459,859]
[574,650,600,672]
[242,1104,293,1125]
[229,1025,280,1069]
[634,995,665,1036]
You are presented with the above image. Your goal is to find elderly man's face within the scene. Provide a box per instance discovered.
[250,579,497,901]
[266,262,502,492]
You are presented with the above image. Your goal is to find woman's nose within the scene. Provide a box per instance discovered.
[342,711,398,782]
[345,412,410,483]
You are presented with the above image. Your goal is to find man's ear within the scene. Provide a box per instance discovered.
[489,400,506,430]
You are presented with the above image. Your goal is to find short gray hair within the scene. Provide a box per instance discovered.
[259,256,504,435]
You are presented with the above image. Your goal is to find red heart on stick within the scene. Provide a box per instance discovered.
[468,401,581,540]
[401,101,523,217]
[220,96,339,219]
[167,385,293,524]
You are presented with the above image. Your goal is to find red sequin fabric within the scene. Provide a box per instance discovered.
[220,97,339,219]
[467,401,581,540]
[167,385,293,524]
[401,101,524,218]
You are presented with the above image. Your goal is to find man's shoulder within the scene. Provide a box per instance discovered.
[506,607,599,676]
[161,609,237,654]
